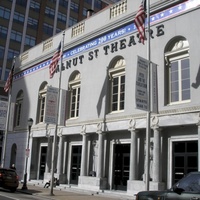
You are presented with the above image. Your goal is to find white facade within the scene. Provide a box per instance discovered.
[4,0,200,194]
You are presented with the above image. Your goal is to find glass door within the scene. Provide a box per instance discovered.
[39,146,47,179]
[172,141,198,184]
[70,145,82,185]
[113,144,130,191]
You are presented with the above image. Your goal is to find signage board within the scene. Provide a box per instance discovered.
[0,100,8,130]
[44,86,59,124]
[151,62,158,114]
[135,56,149,111]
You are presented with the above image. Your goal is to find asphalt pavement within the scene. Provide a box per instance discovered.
[17,182,136,200]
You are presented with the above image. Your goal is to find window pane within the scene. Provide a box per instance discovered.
[171,61,178,71]
[112,103,117,111]
[171,70,178,82]
[120,101,124,110]
[171,80,178,92]
[113,85,118,94]
[182,89,190,100]
[181,58,189,69]
[182,68,189,79]
[182,79,190,90]
[113,94,118,102]
[171,91,179,102]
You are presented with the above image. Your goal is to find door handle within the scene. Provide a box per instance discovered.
[191,197,199,200]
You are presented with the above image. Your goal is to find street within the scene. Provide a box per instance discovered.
[0,189,50,200]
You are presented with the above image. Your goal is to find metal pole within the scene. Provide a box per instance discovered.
[50,31,65,196]
[145,0,151,191]
[22,118,33,190]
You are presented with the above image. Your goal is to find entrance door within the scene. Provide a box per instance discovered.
[39,146,47,179]
[113,144,130,191]
[70,145,82,185]
[172,141,198,185]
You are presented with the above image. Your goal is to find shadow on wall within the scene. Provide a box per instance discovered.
[191,65,200,89]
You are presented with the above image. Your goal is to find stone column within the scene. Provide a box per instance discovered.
[96,123,104,178]
[128,119,138,180]
[152,116,161,182]
[80,125,88,176]
[56,128,63,175]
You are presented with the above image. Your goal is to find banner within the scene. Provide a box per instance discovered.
[44,86,59,124]
[151,62,158,114]
[0,100,8,130]
[135,56,149,111]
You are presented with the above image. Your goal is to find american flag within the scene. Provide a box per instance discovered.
[49,42,62,79]
[134,0,146,44]
[4,61,15,92]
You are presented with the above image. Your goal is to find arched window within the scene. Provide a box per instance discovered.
[108,57,126,112]
[15,90,23,127]
[165,37,190,104]
[68,71,81,119]
[37,82,48,123]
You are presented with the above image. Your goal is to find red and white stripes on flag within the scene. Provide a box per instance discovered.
[4,62,15,93]
[49,42,62,79]
[134,0,146,44]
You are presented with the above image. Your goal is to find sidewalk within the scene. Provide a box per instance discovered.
[17,182,136,200]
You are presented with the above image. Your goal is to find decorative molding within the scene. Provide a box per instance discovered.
[110,0,127,19]
[71,22,85,38]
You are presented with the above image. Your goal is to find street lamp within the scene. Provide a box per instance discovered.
[22,118,33,190]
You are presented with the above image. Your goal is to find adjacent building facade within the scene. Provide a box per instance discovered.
[4,0,200,194]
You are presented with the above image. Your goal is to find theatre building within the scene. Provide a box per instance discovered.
[5,0,200,195]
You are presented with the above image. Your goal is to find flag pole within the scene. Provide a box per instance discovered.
[145,0,151,191]
[50,31,65,196]
[1,57,15,168]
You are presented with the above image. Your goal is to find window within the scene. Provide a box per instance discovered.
[69,71,81,119]
[13,12,25,24]
[4,69,10,81]
[7,49,19,61]
[83,8,87,16]
[15,91,23,127]
[16,0,27,7]
[27,17,38,29]
[45,7,55,19]
[59,0,68,7]
[0,26,7,39]
[0,6,10,20]
[58,12,67,23]
[71,2,79,12]
[69,17,78,27]
[95,0,102,9]
[30,1,40,12]
[165,37,190,105]
[0,46,4,60]
[25,35,36,47]
[109,57,126,112]
[43,23,53,36]
[84,0,92,4]
[10,30,22,43]
[37,82,47,123]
